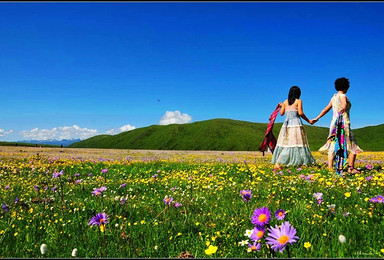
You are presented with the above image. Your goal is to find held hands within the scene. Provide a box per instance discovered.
[309,119,318,125]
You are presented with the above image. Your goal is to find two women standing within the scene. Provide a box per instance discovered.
[271,77,362,174]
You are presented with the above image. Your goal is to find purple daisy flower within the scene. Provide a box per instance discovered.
[305,175,314,180]
[120,183,127,188]
[376,195,384,203]
[152,174,158,178]
[313,192,323,200]
[2,203,9,213]
[75,179,82,184]
[366,176,373,181]
[53,170,64,179]
[275,209,286,220]
[4,185,10,190]
[74,173,80,177]
[250,225,265,241]
[240,190,252,202]
[34,185,39,191]
[370,197,378,203]
[88,212,109,226]
[15,197,19,203]
[88,173,92,177]
[251,207,271,227]
[163,197,173,205]
[101,168,108,174]
[248,241,261,252]
[266,221,299,253]
[92,188,102,196]
[120,198,126,205]
[173,202,182,208]
[51,185,58,192]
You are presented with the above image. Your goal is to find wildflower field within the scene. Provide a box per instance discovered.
[1,146,384,258]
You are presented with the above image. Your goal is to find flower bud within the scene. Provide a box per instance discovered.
[338,234,346,243]
[40,243,48,255]
[71,248,78,257]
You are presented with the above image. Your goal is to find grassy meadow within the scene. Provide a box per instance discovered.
[1,146,384,258]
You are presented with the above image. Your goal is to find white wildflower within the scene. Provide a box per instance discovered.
[238,240,249,246]
[244,229,253,238]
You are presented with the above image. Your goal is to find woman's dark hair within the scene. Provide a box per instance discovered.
[334,77,350,91]
[288,86,301,105]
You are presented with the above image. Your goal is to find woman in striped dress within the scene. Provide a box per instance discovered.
[271,86,316,169]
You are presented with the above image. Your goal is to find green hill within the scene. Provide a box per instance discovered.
[67,119,312,151]
[69,119,384,151]
[68,119,383,151]
[353,124,384,151]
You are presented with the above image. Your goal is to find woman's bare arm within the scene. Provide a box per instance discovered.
[314,99,332,121]
[279,101,286,116]
[297,99,311,123]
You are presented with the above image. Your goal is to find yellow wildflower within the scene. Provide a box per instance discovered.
[205,245,218,255]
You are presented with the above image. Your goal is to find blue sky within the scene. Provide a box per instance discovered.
[1,2,383,141]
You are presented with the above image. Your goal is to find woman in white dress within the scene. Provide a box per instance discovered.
[272,86,316,169]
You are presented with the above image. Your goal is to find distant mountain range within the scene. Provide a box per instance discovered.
[68,119,384,151]
[19,138,82,147]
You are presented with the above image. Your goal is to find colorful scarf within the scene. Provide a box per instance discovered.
[259,104,281,154]
[333,112,348,176]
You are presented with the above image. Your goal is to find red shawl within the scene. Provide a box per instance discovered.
[259,104,281,155]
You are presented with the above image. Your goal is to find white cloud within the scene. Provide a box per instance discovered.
[0,129,14,137]
[19,125,98,140]
[159,110,192,125]
[104,124,136,135]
